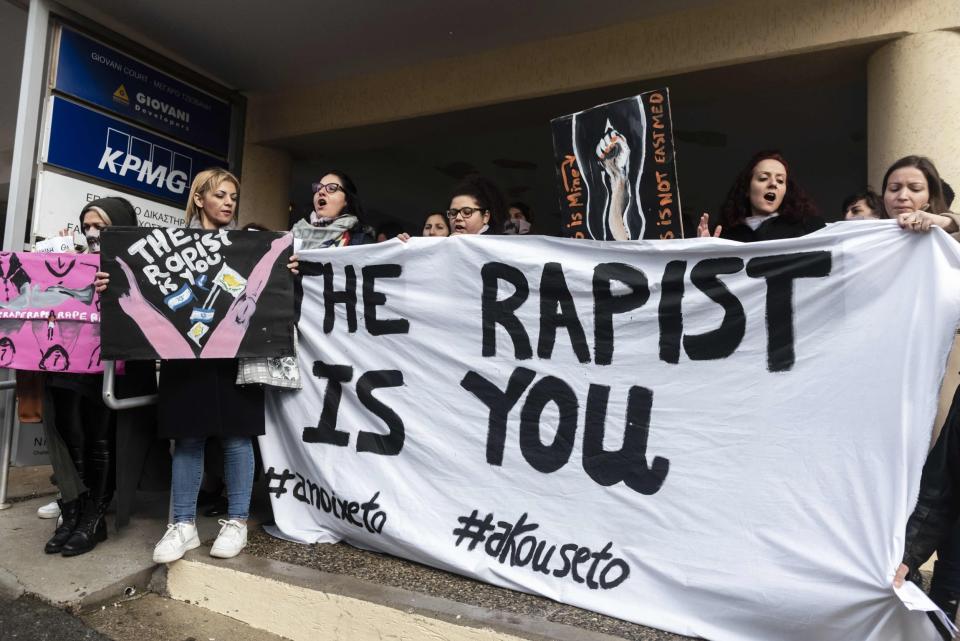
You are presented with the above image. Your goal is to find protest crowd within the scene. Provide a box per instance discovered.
[8,143,960,638]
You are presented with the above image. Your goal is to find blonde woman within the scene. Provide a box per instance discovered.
[96,168,297,563]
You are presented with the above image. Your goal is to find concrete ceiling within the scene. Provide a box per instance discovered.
[275,42,878,158]
[287,43,874,232]
[56,0,718,91]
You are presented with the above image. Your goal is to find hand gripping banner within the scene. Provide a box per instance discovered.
[260,222,960,640]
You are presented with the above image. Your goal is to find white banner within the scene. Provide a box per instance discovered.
[261,222,960,640]
[31,170,185,242]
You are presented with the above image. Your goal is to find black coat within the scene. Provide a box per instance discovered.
[721,215,826,242]
[903,384,960,571]
[157,359,264,439]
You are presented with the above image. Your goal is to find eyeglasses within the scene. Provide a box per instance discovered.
[446,206,488,220]
[312,182,345,195]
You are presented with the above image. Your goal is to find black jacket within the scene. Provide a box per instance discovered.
[721,215,826,242]
[157,359,264,439]
[902,384,960,571]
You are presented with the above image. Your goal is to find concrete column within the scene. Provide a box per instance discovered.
[239,143,292,232]
[867,30,960,189]
[869,31,960,440]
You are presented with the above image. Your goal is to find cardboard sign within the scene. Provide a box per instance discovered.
[552,88,683,240]
[100,228,295,360]
[0,252,102,373]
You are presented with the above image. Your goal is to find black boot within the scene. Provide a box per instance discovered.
[930,585,960,623]
[62,437,113,557]
[61,497,108,557]
[44,498,82,554]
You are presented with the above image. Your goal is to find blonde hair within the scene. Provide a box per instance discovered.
[185,168,240,225]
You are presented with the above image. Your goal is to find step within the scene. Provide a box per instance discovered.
[163,529,693,641]
[0,473,689,639]
[82,592,290,641]
[0,492,234,612]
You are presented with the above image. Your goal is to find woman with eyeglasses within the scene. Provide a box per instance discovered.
[446,175,507,236]
[291,170,373,248]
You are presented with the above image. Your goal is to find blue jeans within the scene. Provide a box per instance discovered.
[171,436,254,523]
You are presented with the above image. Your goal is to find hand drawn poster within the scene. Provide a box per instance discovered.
[262,224,960,640]
[100,228,295,360]
[0,252,103,373]
[552,88,683,240]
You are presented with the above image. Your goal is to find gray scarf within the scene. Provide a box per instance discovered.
[291,214,358,250]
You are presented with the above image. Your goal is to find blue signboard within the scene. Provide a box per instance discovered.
[55,27,231,157]
[44,97,225,206]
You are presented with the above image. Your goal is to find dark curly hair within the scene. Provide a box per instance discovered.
[449,175,507,234]
[881,156,949,215]
[841,188,886,219]
[720,151,818,229]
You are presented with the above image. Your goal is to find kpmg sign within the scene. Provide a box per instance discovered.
[42,97,223,205]
[54,27,231,157]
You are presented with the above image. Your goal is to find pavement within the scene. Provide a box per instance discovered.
[0,593,111,641]
[0,590,289,641]
[0,465,692,640]
[81,593,289,641]
[0,493,166,610]
[0,466,256,612]
[0,465,288,640]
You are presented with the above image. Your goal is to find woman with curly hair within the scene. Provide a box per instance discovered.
[698,151,825,241]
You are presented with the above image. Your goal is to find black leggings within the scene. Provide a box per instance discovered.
[49,387,115,501]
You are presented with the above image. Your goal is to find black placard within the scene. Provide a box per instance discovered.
[551,88,683,240]
[100,227,294,360]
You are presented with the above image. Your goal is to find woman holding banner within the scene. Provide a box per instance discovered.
[884,155,956,230]
[396,176,507,242]
[291,170,374,247]
[445,175,506,236]
[886,156,960,621]
[95,168,298,563]
[44,197,158,557]
[697,151,824,241]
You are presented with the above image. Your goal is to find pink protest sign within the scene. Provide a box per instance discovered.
[0,252,103,373]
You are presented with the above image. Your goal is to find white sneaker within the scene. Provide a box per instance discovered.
[209,519,247,559]
[37,500,60,519]
[152,522,200,564]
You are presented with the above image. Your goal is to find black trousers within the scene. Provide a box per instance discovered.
[48,387,115,502]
